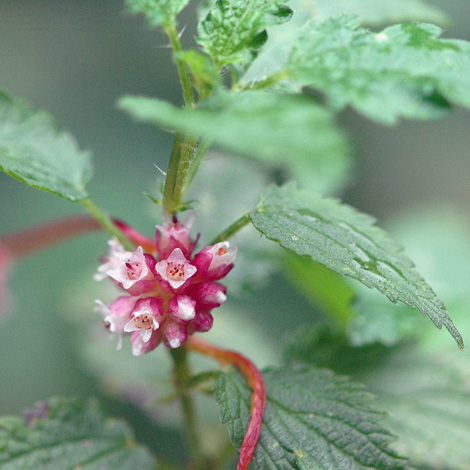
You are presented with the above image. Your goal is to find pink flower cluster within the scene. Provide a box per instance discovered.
[94,215,237,356]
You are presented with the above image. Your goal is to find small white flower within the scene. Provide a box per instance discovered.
[155,248,197,289]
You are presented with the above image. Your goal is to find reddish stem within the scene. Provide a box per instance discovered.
[0,216,101,258]
[113,219,155,253]
[185,336,266,470]
[0,216,158,260]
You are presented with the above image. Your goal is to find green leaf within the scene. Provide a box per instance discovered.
[0,91,91,201]
[125,0,190,27]
[349,206,470,348]
[241,0,448,85]
[310,0,448,27]
[249,183,463,348]
[197,0,292,69]
[370,348,470,470]
[285,328,470,469]
[286,17,470,124]
[0,397,155,469]
[216,365,409,470]
[179,50,222,99]
[119,91,352,193]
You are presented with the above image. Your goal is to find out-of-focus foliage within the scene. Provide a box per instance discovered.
[0,91,92,201]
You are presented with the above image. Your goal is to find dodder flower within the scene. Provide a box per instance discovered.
[95,214,236,355]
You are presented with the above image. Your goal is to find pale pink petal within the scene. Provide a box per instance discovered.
[155,248,197,289]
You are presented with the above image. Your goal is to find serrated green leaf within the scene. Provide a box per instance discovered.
[241,0,448,85]
[249,183,463,348]
[0,92,92,201]
[197,0,292,69]
[311,0,448,27]
[285,328,470,469]
[369,347,470,470]
[119,91,352,193]
[216,365,409,470]
[0,397,155,470]
[349,206,470,348]
[125,0,190,27]
[286,17,470,124]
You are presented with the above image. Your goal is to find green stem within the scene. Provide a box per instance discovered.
[80,198,134,250]
[210,212,252,245]
[169,347,206,470]
[163,24,195,108]
[161,24,200,214]
[162,133,184,214]
[181,139,211,196]
[162,133,199,214]
[232,69,289,92]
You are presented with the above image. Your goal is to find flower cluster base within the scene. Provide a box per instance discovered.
[94,214,236,355]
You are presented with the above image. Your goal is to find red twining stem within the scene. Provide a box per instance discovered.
[185,336,266,470]
[112,219,155,253]
[0,216,101,257]
[0,216,157,259]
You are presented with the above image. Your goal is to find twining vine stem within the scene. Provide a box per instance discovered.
[169,347,206,470]
[185,336,266,470]
[0,215,101,257]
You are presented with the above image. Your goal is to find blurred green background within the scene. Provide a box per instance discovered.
[0,0,469,463]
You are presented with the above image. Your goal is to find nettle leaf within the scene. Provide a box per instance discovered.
[349,206,470,348]
[249,184,463,348]
[370,347,470,470]
[286,16,470,124]
[285,328,470,469]
[197,0,292,69]
[0,91,91,201]
[125,0,190,27]
[311,0,448,27]
[119,91,351,193]
[0,397,155,470]
[216,365,409,470]
[241,0,448,86]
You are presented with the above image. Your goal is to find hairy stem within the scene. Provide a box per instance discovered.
[163,24,196,109]
[169,347,206,470]
[181,139,211,197]
[162,133,199,214]
[161,25,203,214]
[185,336,266,470]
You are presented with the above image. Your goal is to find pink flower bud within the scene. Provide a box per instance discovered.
[191,310,214,333]
[155,213,197,260]
[162,319,188,348]
[192,242,237,280]
[169,295,196,321]
[189,282,227,309]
